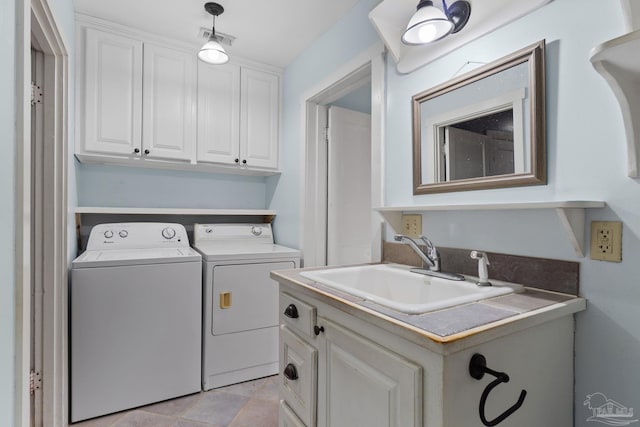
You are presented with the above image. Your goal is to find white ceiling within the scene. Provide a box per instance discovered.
[73,0,362,68]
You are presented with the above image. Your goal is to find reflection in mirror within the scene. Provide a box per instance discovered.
[413,41,546,194]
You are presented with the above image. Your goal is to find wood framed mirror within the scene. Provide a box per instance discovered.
[412,40,546,194]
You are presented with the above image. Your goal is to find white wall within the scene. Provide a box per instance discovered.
[383,0,639,424]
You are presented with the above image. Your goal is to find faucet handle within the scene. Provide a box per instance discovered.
[470,250,490,264]
[470,251,491,286]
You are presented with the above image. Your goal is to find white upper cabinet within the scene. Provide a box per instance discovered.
[142,43,196,161]
[80,27,143,156]
[75,16,282,176]
[197,64,280,170]
[240,67,280,169]
[197,62,241,164]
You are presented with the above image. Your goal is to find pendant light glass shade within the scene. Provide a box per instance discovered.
[402,0,454,45]
[198,35,229,64]
[198,2,229,65]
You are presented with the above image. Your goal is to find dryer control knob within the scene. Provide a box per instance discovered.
[119,230,128,238]
[104,230,114,239]
[162,227,176,239]
[251,226,263,236]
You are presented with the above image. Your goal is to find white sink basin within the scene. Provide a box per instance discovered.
[299,264,522,314]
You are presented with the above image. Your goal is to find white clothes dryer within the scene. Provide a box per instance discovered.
[193,223,300,390]
[70,223,201,422]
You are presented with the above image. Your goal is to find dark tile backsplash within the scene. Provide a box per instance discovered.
[382,242,579,295]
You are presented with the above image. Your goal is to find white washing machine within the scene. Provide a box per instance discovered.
[193,223,300,390]
[70,223,202,422]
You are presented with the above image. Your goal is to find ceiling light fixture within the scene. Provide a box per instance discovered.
[401,0,471,45]
[198,2,229,65]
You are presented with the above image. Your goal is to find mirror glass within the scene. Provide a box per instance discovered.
[412,41,546,194]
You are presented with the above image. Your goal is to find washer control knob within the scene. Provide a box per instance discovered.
[162,227,176,239]
[205,227,213,234]
[119,230,128,238]
[251,226,263,236]
[104,230,114,239]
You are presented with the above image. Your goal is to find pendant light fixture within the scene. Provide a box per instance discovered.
[401,0,471,45]
[198,2,229,65]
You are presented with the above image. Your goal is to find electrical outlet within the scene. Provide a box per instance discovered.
[402,214,422,238]
[590,221,622,262]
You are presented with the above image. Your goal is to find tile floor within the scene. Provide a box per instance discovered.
[71,376,279,427]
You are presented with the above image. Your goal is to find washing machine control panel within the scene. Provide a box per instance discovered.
[86,223,190,250]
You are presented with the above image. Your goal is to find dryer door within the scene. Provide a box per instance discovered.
[211,260,295,335]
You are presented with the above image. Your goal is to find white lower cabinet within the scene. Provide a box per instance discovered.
[319,317,422,427]
[278,285,575,427]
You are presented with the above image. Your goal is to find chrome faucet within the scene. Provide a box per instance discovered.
[394,234,464,281]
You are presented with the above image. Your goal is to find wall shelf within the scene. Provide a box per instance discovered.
[590,30,640,177]
[375,201,606,257]
[75,207,276,217]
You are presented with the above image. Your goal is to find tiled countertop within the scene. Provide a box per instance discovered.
[271,264,586,350]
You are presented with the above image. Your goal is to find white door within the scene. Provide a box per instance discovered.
[327,106,371,266]
[81,27,143,156]
[445,126,487,180]
[240,67,279,169]
[210,261,294,335]
[319,318,422,427]
[197,62,241,164]
[142,43,196,161]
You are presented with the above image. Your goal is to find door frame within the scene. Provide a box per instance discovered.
[16,1,69,426]
[299,42,386,267]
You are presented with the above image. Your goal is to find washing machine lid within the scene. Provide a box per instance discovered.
[72,247,201,268]
[193,242,300,262]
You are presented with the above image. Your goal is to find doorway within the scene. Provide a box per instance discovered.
[300,45,385,267]
[16,2,69,426]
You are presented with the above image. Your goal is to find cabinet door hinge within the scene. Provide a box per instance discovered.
[31,82,43,106]
[324,127,329,144]
[30,370,41,395]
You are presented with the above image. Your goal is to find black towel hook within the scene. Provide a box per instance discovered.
[469,353,527,426]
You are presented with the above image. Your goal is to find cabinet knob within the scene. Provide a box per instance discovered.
[314,325,325,336]
[283,363,298,381]
[235,158,239,163]
[242,159,247,164]
[134,148,140,154]
[284,304,299,319]
[144,149,150,155]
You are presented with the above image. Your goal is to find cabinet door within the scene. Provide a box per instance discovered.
[80,27,143,156]
[280,326,318,427]
[240,67,280,169]
[197,62,241,164]
[142,43,196,161]
[319,318,422,427]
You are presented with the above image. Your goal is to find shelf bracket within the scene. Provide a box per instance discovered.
[555,208,586,258]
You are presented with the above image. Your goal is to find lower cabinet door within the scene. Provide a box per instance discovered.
[280,401,307,427]
[319,317,423,427]
[280,326,318,427]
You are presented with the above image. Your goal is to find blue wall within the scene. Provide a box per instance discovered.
[1,0,17,423]
[76,163,268,209]
[331,83,372,114]
[274,0,639,422]
[268,0,381,248]
[383,0,638,424]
